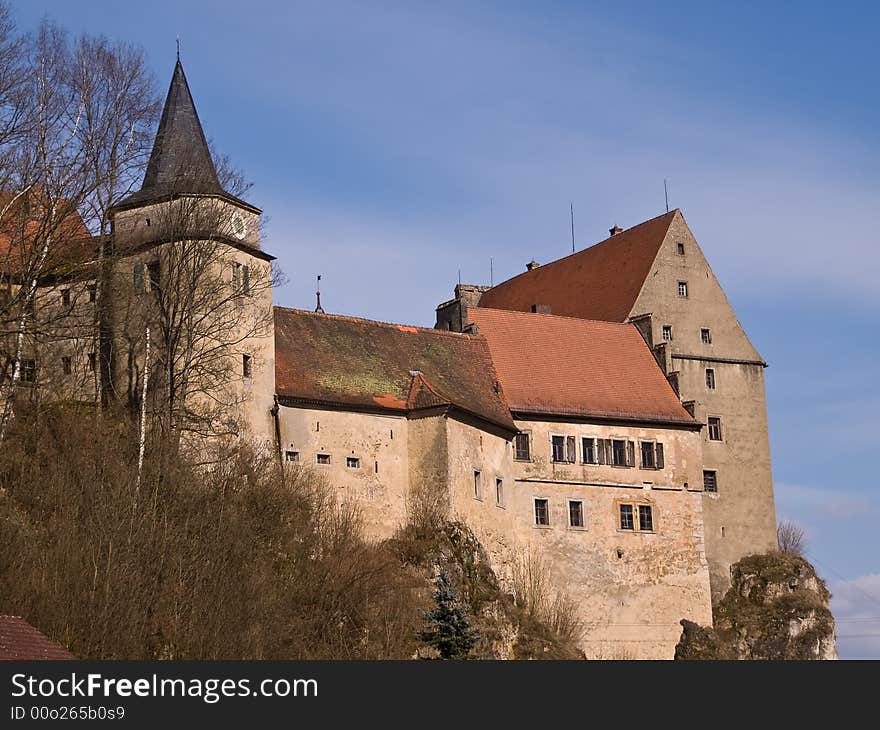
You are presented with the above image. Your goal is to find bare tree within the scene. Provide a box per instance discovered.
[0,6,159,440]
[777,520,806,555]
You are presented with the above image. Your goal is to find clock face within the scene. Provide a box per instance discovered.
[231,214,246,239]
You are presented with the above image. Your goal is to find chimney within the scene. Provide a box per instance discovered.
[526,259,540,271]
[609,225,623,236]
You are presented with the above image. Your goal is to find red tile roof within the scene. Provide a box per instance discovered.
[468,307,697,425]
[478,210,677,322]
[0,190,94,275]
[274,307,515,431]
[0,616,75,660]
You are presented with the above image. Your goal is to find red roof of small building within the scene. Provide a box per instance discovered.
[274,307,515,431]
[478,210,677,322]
[468,307,696,425]
[0,191,94,274]
[0,616,75,660]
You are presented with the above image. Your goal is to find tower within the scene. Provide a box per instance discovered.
[107,58,277,444]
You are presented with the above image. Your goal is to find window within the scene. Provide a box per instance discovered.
[677,242,685,255]
[514,432,531,461]
[641,442,655,469]
[708,417,722,441]
[638,505,654,532]
[316,453,331,465]
[242,265,250,295]
[61,356,71,375]
[87,284,96,302]
[534,498,549,526]
[703,470,718,493]
[619,504,634,530]
[611,439,634,467]
[133,264,145,294]
[147,261,160,292]
[20,359,37,383]
[473,470,483,500]
[678,281,688,298]
[231,262,240,287]
[242,354,252,378]
[285,450,299,463]
[662,325,672,342]
[640,441,664,470]
[87,352,96,372]
[701,328,712,344]
[61,289,70,307]
[620,502,656,532]
[582,437,598,464]
[346,456,360,469]
[551,434,576,463]
[495,478,504,507]
[568,500,584,528]
[706,368,716,389]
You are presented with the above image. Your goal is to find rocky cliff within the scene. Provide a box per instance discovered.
[675,552,836,660]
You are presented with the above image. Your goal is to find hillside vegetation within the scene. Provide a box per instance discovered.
[0,410,580,659]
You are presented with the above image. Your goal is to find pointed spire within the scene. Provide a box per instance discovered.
[139,58,222,198]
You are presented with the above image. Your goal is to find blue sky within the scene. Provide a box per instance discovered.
[13,1,879,658]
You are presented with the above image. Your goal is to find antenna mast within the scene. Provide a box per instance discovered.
[315,274,325,313]
[570,202,576,253]
[664,179,669,213]
[490,258,494,287]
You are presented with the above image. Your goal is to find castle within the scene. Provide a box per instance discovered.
[1,60,778,659]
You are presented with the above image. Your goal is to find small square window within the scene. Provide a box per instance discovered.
[514,432,531,461]
[473,470,483,500]
[708,417,722,441]
[706,368,716,389]
[20,359,37,383]
[703,470,718,493]
[701,328,712,344]
[662,325,672,342]
[568,500,584,528]
[87,352,96,372]
[242,354,252,378]
[495,478,504,507]
[316,453,331,465]
[677,242,685,255]
[285,450,299,463]
[61,289,71,307]
[638,505,654,532]
[87,284,96,302]
[534,498,549,526]
[346,456,360,469]
[678,281,688,298]
[61,356,71,375]
[619,504,634,531]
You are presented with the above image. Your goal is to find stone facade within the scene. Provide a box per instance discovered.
[436,210,779,602]
[629,212,777,599]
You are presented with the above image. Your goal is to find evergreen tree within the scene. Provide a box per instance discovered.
[418,566,478,659]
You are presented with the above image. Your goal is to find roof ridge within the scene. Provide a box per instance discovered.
[483,208,678,294]
[470,306,641,330]
[273,306,480,339]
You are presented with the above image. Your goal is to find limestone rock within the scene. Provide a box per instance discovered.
[675,552,836,660]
